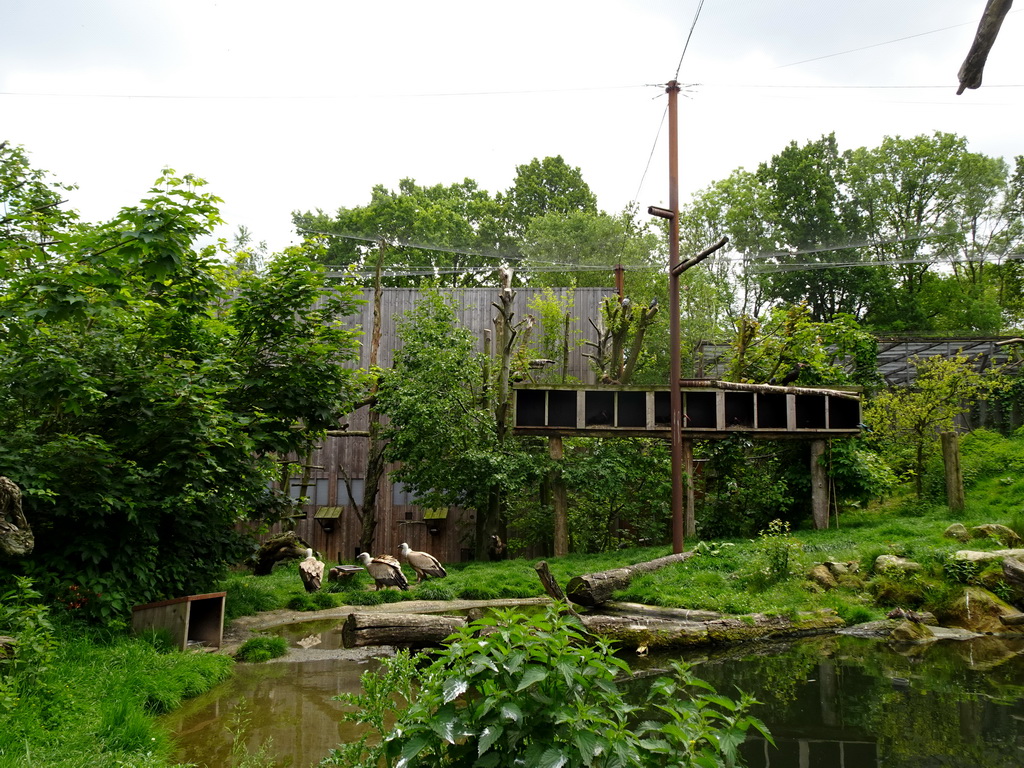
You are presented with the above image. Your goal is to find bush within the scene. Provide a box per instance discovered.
[325,606,771,768]
[234,635,288,663]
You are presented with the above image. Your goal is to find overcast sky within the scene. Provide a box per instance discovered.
[2,1,1022,254]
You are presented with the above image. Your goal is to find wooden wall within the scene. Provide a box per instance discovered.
[271,286,616,566]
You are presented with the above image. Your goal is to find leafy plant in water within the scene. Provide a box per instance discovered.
[326,605,770,768]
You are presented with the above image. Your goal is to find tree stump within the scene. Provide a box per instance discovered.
[0,476,33,559]
[565,551,697,606]
[250,532,311,575]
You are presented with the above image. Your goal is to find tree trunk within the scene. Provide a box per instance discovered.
[942,431,965,513]
[810,440,828,530]
[251,532,311,575]
[550,437,569,556]
[565,551,697,606]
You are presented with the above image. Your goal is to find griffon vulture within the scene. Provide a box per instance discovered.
[298,548,325,592]
[398,542,448,583]
[357,551,409,591]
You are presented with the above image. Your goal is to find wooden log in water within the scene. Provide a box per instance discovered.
[341,612,466,648]
[601,601,723,623]
[566,552,697,607]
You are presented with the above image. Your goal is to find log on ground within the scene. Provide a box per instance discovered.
[342,612,467,648]
[566,552,697,607]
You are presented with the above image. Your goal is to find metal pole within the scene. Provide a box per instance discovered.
[667,79,684,554]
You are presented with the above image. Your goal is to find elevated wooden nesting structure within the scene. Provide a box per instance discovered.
[513,381,861,439]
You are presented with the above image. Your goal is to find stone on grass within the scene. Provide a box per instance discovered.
[807,564,838,590]
[943,523,971,543]
[971,524,1022,547]
[874,555,923,575]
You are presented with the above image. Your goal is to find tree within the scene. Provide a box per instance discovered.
[374,291,543,555]
[755,134,885,321]
[506,155,597,237]
[293,177,510,287]
[864,354,997,497]
[845,131,1010,332]
[0,152,364,621]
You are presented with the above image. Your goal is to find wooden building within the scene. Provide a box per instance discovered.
[272,286,615,565]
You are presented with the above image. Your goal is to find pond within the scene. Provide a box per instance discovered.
[162,619,1024,768]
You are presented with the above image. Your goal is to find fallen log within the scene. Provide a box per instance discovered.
[566,551,697,607]
[578,611,845,650]
[534,561,582,618]
[342,612,466,648]
[601,601,723,623]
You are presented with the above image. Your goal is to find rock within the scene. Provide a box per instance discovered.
[889,619,935,643]
[808,564,838,590]
[825,560,859,577]
[874,555,923,574]
[944,523,971,543]
[971,524,1022,547]
[952,550,1002,564]
[937,586,1024,635]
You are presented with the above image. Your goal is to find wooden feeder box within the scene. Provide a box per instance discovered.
[314,506,343,533]
[131,592,226,652]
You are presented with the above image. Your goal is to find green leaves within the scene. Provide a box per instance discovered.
[333,606,768,768]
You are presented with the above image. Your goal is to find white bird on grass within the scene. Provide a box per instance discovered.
[398,542,448,584]
[298,548,325,592]
[357,551,409,591]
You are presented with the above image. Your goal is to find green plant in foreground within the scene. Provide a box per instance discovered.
[235,635,288,663]
[324,606,770,768]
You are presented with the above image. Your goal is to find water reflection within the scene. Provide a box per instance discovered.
[165,622,1024,768]
[163,655,385,768]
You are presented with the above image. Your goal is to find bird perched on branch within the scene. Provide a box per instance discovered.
[398,542,448,584]
[298,548,325,592]
[357,552,409,591]
[487,534,507,561]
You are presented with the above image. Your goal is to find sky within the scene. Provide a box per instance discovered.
[2,0,1023,255]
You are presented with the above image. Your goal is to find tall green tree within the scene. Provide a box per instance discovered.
[505,155,597,237]
[293,177,510,287]
[845,131,1011,332]
[0,152,364,621]
[755,134,885,321]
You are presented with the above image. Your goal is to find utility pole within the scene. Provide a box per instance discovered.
[650,80,728,554]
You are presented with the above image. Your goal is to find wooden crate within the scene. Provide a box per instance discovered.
[131,592,226,652]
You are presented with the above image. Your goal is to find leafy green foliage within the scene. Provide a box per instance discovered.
[0,150,365,623]
[328,606,770,768]
[865,354,1000,497]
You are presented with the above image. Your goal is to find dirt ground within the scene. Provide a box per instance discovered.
[220,596,552,661]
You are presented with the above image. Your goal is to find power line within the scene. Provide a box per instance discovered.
[674,0,707,80]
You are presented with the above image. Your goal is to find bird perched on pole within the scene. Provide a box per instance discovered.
[398,542,448,584]
[298,548,325,592]
[357,551,409,591]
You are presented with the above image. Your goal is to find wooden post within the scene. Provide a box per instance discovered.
[941,432,965,513]
[810,440,828,530]
[550,436,569,556]
[682,438,696,538]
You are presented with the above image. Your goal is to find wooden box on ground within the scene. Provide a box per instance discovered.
[131,592,226,652]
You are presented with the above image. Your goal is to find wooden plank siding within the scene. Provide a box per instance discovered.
[269,286,616,566]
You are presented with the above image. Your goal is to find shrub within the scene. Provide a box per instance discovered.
[325,606,771,768]
[235,635,288,663]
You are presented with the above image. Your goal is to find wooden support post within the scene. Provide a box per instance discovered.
[941,432,965,513]
[550,436,569,556]
[682,438,696,538]
[810,439,828,530]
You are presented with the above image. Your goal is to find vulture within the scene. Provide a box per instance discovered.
[298,548,325,592]
[487,534,507,562]
[357,551,409,591]
[398,542,448,583]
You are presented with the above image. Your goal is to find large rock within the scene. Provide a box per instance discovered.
[889,619,935,643]
[952,550,1002,564]
[944,523,971,543]
[874,555,923,574]
[937,586,1024,635]
[807,564,838,590]
[971,524,1022,547]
